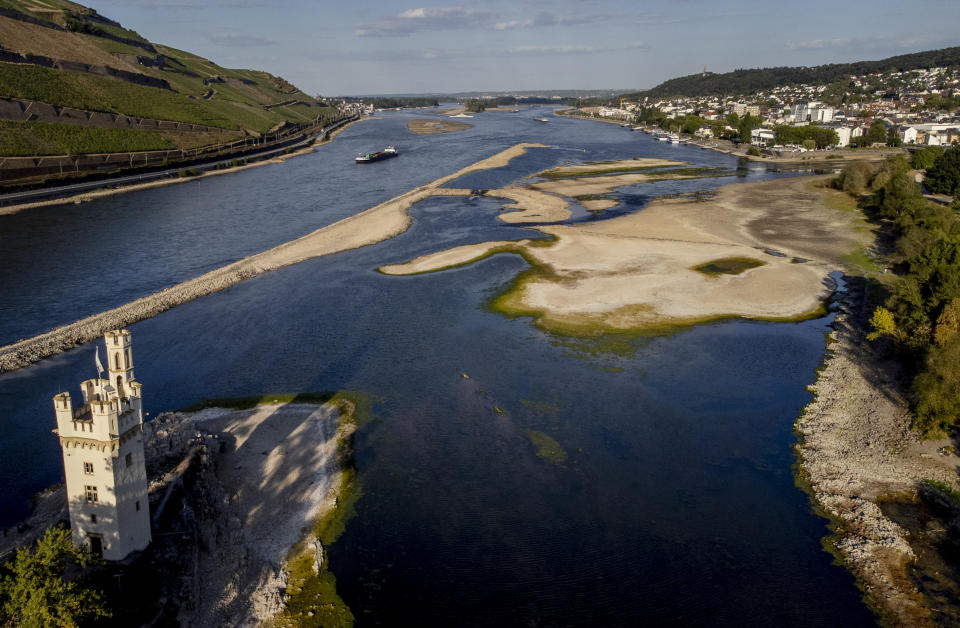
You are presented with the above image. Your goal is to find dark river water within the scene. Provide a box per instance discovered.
[0,108,876,625]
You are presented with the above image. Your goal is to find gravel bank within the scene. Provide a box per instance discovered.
[796,277,960,625]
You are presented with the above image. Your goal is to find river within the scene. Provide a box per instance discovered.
[0,108,876,625]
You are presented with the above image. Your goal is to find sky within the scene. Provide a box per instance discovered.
[82,0,960,96]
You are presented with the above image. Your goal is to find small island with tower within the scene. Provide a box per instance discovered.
[53,329,151,561]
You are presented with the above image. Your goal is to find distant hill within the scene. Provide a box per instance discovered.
[628,46,960,99]
[0,0,336,158]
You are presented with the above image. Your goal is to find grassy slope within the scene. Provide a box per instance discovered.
[0,0,336,155]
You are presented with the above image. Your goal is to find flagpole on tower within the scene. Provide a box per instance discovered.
[95,345,105,399]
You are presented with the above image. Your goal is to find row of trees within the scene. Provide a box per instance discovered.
[635,107,764,143]
[844,153,960,431]
[774,124,839,148]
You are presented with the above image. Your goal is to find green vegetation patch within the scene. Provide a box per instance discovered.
[524,429,567,465]
[0,119,172,155]
[573,194,613,202]
[692,257,765,276]
[539,163,671,180]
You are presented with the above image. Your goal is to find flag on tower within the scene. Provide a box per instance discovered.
[95,347,104,379]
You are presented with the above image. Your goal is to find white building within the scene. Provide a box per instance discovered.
[751,127,776,145]
[834,126,852,148]
[53,329,151,561]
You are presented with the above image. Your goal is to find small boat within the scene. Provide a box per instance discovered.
[534,117,550,123]
[355,146,398,163]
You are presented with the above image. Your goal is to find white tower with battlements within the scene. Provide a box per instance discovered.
[53,329,151,560]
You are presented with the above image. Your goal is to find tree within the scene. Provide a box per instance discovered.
[836,160,875,194]
[865,120,888,145]
[886,127,902,147]
[912,334,960,432]
[0,526,111,627]
[911,145,944,170]
[925,146,960,196]
[802,139,816,151]
[934,298,960,347]
[867,306,899,341]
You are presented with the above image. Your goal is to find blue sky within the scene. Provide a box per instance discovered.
[83,0,960,96]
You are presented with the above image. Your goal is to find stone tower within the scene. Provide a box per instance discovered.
[53,329,151,560]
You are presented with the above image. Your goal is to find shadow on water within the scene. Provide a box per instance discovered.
[879,486,960,625]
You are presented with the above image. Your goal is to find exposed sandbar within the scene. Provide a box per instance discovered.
[383,175,869,333]
[578,198,619,211]
[0,143,549,373]
[530,169,731,199]
[488,187,571,223]
[379,240,534,275]
[541,158,686,177]
[407,119,473,135]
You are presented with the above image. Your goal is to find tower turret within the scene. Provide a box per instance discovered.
[53,329,151,561]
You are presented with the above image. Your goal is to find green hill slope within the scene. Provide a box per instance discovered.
[0,0,336,156]
[631,46,960,99]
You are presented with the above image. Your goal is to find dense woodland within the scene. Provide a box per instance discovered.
[838,147,960,431]
[627,46,960,99]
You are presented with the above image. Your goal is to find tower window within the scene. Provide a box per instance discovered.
[125,453,132,468]
[83,462,94,475]
[90,513,97,524]
[84,485,98,503]
[135,500,141,512]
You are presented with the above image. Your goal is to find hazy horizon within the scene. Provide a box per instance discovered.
[79,1,960,96]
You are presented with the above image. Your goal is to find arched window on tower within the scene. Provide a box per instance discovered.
[114,353,120,370]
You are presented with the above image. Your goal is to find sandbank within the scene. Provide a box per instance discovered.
[530,168,732,199]
[382,174,869,333]
[379,240,534,275]
[407,119,473,135]
[541,158,686,177]
[578,198,619,211]
[0,142,549,373]
[488,187,571,223]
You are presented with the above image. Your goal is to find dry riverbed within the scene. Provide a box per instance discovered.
[383,175,868,334]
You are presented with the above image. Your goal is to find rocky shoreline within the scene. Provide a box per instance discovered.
[796,276,960,625]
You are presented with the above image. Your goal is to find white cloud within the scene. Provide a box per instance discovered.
[355,7,498,37]
[355,7,617,37]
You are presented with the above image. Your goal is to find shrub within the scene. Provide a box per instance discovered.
[836,160,875,195]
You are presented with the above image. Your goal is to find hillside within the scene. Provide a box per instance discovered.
[631,46,960,99]
[0,0,336,158]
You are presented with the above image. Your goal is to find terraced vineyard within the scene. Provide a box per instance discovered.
[0,0,337,157]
